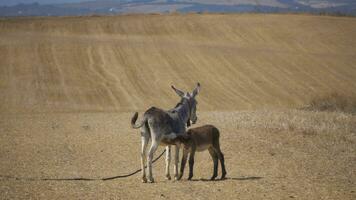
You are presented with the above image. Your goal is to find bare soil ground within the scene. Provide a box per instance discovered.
[1,111,355,199]
[0,14,356,199]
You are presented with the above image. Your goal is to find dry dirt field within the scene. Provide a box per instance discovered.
[0,13,355,199]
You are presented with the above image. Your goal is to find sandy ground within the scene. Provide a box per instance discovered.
[0,111,355,199]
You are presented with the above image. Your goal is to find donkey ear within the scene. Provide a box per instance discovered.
[192,82,200,97]
[171,85,184,97]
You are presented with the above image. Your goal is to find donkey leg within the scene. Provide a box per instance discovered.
[165,145,172,180]
[173,144,181,180]
[147,141,159,183]
[178,148,189,180]
[217,150,226,179]
[188,150,195,180]
[213,141,227,179]
[140,134,149,183]
[208,147,218,180]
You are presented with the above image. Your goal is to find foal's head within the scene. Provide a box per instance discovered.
[171,83,201,125]
[175,132,193,148]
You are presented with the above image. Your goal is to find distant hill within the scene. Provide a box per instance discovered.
[0,0,356,17]
[1,13,356,113]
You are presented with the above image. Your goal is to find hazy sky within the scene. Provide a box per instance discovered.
[0,0,88,6]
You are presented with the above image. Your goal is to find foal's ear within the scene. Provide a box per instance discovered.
[171,85,185,97]
[192,82,200,97]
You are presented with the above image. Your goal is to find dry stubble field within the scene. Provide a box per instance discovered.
[0,13,355,199]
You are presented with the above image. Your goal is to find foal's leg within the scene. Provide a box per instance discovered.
[147,141,159,183]
[140,134,149,183]
[217,151,226,179]
[213,140,227,179]
[188,148,195,180]
[208,147,219,180]
[165,145,171,180]
[177,148,189,180]
[173,144,181,180]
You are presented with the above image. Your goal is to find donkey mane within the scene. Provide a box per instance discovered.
[172,98,189,110]
[171,98,191,127]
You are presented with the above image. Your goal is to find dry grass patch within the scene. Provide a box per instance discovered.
[203,109,356,136]
[304,93,356,115]
[211,94,356,136]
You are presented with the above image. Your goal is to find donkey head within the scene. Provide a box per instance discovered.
[171,83,200,125]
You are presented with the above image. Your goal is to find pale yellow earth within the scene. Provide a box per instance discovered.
[0,14,355,199]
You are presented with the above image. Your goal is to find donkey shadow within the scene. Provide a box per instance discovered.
[188,176,263,182]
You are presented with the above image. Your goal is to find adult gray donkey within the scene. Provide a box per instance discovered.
[131,83,200,183]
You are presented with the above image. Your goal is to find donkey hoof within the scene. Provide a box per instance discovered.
[210,176,217,181]
[147,177,155,183]
[221,173,227,180]
[176,174,183,181]
[142,177,147,183]
[165,175,171,180]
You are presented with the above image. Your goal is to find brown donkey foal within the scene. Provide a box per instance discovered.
[176,125,226,180]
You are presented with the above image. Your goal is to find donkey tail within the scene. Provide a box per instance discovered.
[131,112,146,129]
